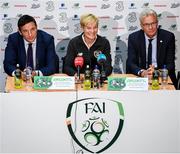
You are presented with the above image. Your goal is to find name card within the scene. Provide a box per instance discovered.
[33,76,75,90]
[108,77,148,91]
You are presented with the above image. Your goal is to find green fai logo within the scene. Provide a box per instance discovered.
[66,98,124,153]
[108,78,126,90]
[34,76,52,89]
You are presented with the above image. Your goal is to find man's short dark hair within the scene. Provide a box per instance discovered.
[18,15,37,31]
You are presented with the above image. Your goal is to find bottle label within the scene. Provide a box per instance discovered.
[14,77,22,89]
[83,80,91,90]
[152,79,159,90]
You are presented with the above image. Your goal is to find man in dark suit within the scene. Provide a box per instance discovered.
[126,9,177,88]
[4,15,57,77]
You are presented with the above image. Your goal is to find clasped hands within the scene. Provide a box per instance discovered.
[140,65,155,78]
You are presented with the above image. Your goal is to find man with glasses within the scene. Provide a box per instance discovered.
[126,9,177,88]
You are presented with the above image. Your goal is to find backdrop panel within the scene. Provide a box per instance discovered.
[77,91,180,153]
[1,92,76,153]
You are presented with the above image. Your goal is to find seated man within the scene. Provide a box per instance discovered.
[64,13,112,77]
[126,9,177,88]
[4,14,57,77]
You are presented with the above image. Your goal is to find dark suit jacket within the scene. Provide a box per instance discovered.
[4,30,57,76]
[126,28,177,87]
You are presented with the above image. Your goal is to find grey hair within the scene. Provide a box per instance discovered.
[139,9,158,23]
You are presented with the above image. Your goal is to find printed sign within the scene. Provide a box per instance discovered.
[108,77,148,91]
[33,76,75,90]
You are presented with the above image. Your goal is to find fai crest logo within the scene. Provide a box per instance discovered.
[66,98,124,153]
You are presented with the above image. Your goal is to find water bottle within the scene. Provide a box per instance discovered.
[23,66,32,89]
[92,65,100,89]
[14,64,22,89]
[152,68,159,90]
[161,65,168,89]
[83,65,91,90]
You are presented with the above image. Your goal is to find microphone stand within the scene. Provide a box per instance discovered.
[100,64,106,87]
[77,65,81,82]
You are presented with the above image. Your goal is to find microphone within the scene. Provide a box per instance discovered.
[97,53,107,85]
[74,56,84,80]
[97,53,106,64]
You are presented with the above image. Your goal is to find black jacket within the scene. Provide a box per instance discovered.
[64,33,112,76]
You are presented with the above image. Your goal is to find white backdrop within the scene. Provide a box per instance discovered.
[1,0,180,91]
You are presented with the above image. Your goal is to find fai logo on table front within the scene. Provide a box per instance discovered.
[66,98,124,153]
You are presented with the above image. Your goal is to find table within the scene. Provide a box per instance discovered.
[5,74,175,92]
[1,74,179,153]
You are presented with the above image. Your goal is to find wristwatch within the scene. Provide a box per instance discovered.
[138,69,144,76]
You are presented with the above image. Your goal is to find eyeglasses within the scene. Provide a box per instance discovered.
[142,22,158,28]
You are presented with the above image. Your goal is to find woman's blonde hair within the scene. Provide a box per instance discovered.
[80,13,99,28]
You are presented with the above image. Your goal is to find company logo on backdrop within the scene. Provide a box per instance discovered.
[16,14,23,18]
[74,23,81,34]
[128,26,138,31]
[59,26,69,32]
[72,14,80,21]
[59,12,68,23]
[0,14,8,20]
[169,24,177,31]
[46,1,54,12]
[101,3,110,9]
[4,37,8,43]
[66,98,124,153]
[14,4,27,8]
[3,23,13,34]
[59,3,67,9]
[128,3,137,9]
[116,1,124,12]
[113,15,123,20]
[44,15,54,20]
[157,13,162,20]
[31,3,40,9]
[154,4,167,8]
[1,2,10,9]
[100,25,108,31]
[128,12,137,23]
[72,3,80,9]
[142,3,149,8]
[171,3,180,8]
[84,4,97,8]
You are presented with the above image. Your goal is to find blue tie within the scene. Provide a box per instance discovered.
[27,43,34,69]
[148,39,153,68]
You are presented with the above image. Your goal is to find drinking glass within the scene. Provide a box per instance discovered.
[23,66,32,90]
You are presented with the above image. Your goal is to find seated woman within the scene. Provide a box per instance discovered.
[64,13,112,77]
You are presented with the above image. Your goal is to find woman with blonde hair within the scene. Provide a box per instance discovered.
[64,13,112,77]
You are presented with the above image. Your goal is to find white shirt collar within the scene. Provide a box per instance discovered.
[82,34,97,49]
[24,38,37,46]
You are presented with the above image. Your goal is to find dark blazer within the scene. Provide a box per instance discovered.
[126,28,177,87]
[64,33,112,76]
[4,30,57,76]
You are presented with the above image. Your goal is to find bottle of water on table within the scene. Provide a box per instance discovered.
[161,65,168,89]
[92,65,100,89]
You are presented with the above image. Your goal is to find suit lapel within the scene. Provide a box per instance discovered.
[157,29,163,67]
[139,30,146,68]
[19,36,26,68]
[36,31,42,69]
